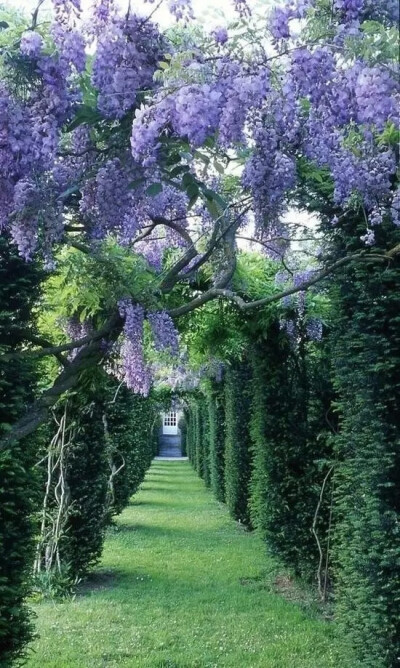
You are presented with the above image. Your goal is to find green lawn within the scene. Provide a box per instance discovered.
[27,460,345,667]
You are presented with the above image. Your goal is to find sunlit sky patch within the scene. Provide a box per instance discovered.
[11,0,246,29]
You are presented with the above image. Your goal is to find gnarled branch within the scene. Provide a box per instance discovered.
[0,312,123,452]
[169,251,390,317]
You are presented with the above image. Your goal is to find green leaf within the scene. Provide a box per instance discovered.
[214,161,225,175]
[168,165,190,178]
[66,105,104,131]
[145,183,163,196]
[186,183,199,199]
[188,193,199,210]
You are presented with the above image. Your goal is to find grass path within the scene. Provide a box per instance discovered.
[27,461,343,667]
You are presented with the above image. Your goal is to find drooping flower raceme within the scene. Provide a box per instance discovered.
[148,311,179,357]
[118,300,151,395]
[20,31,43,57]
[91,15,164,119]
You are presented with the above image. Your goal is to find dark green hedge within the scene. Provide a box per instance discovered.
[330,220,400,667]
[0,236,41,666]
[179,415,187,457]
[224,361,253,525]
[200,395,211,487]
[249,322,334,580]
[106,384,158,515]
[36,371,158,584]
[59,384,109,579]
[206,379,225,502]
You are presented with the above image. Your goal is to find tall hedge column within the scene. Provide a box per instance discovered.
[0,236,41,666]
[249,321,334,580]
[207,379,226,502]
[331,221,400,667]
[224,361,252,525]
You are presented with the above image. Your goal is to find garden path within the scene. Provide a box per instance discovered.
[27,460,341,667]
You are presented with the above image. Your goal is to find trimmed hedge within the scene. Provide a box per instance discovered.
[249,322,334,580]
[0,236,41,665]
[106,383,158,515]
[206,379,226,502]
[59,385,110,579]
[224,361,253,525]
[35,371,158,584]
[200,395,211,487]
[179,415,187,456]
[330,219,400,667]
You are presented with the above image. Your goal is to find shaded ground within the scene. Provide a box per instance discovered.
[27,461,344,667]
[158,434,182,457]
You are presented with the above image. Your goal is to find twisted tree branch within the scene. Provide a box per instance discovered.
[0,312,123,452]
[168,251,390,317]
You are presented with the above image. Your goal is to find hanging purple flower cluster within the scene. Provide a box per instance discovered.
[11,175,65,262]
[242,126,296,231]
[86,0,116,37]
[64,316,93,359]
[355,66,399,129]
[391,189,400,227]
[167,0,195,22]
[269,0,314,41]
[118,300,151,395]
[306,318,323,341]
[131,61,270,163]
[92,15,164,119]
[148,311,179,357]
[80,159,136,240]
[20,31,43,57]
[333,0,399,25]
[48,0,86,74]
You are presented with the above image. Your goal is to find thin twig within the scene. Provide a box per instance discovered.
[312,466,334,601]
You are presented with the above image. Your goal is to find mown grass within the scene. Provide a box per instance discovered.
[27,460,345,667]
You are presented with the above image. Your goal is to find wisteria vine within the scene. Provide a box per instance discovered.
[0,0,398,397]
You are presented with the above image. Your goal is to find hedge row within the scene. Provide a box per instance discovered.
[328,217,400,667]
[0,236,42,666]
[34,371,159,584]
[185,290,400,667]
[0,234,159,664]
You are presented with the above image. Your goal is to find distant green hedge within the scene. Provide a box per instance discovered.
[224,362,253,525]
[206,379,225,502]
[106,384,158,515]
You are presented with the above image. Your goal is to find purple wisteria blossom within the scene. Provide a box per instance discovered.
[211,27,228,45]
[360,229,375,246]
[148,311,179,357]
[92,15,163,119]
[118,300,151,395]
[20,31,43,57]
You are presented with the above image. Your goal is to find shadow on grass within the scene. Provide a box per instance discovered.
[109,522,211,541]
[76,569,117,595]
